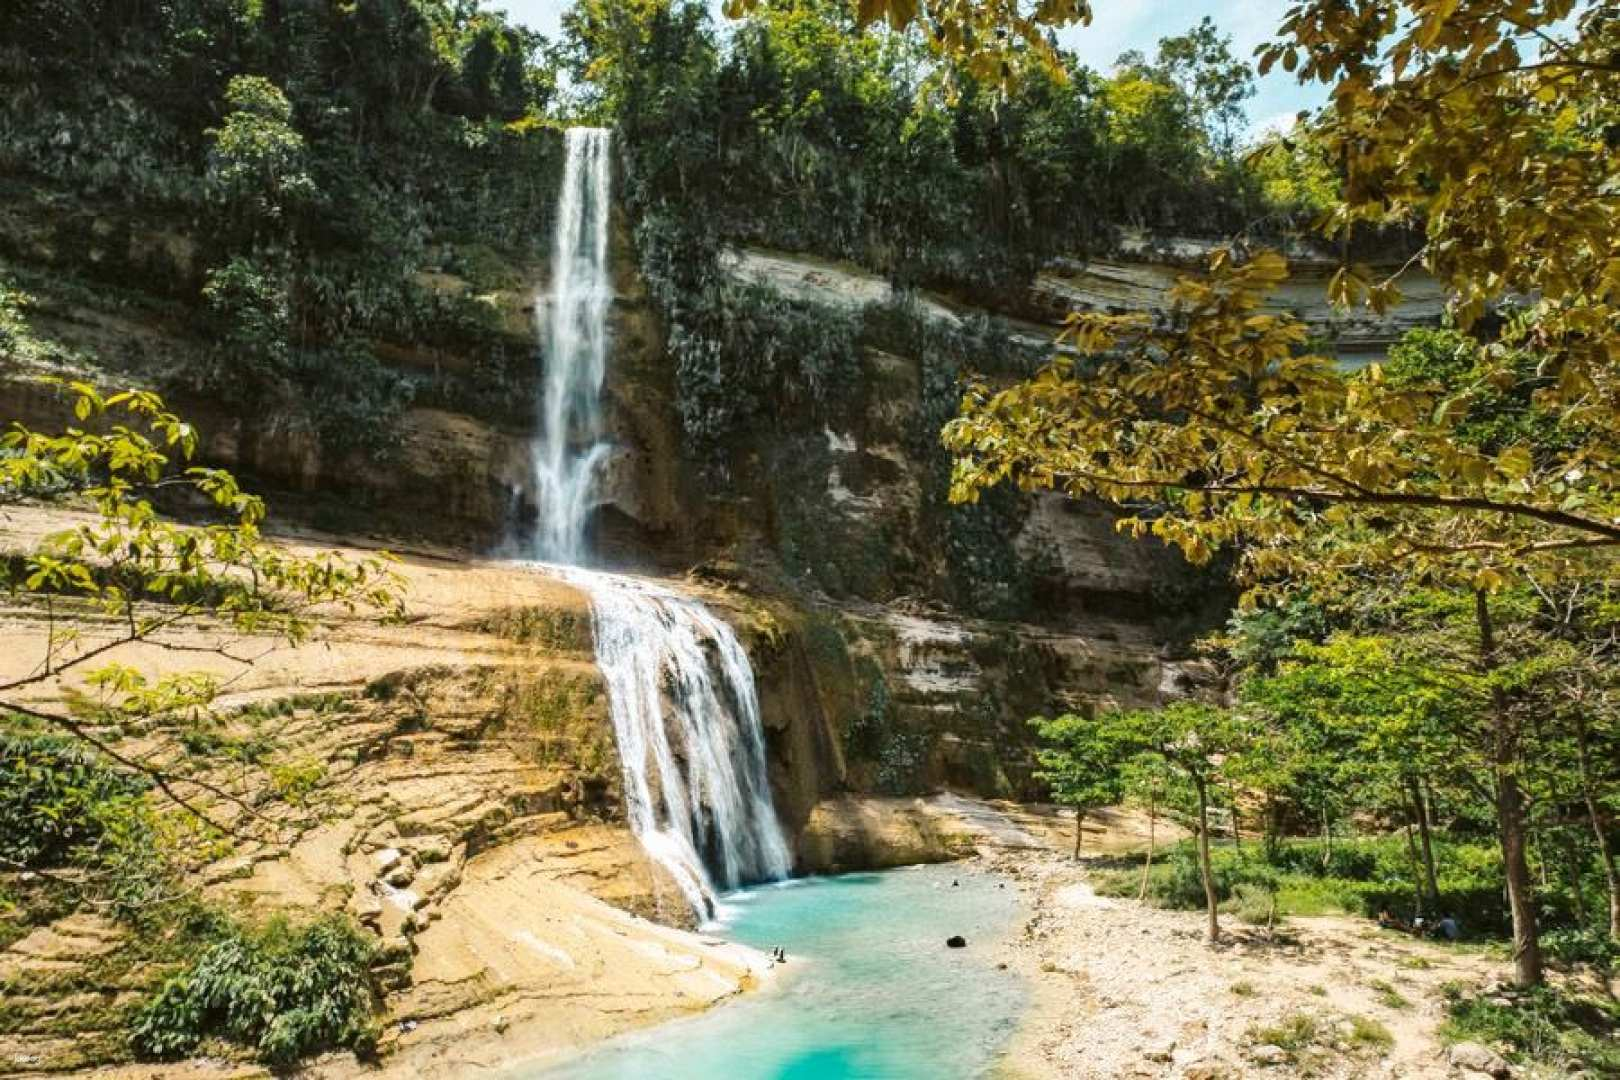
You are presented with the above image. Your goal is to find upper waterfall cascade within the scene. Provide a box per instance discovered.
[529,128,791,918]
[533,126,613,567]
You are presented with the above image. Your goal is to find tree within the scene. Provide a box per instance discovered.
[206,75,316,236]
[722,0,1092,93]
[1107,702,1248,943]
[1115,17,1254,152]
[1118,751,1180,898]
[1241,632,1467,910]
[1029,711,1131,858]
[942,254,1617,987]
[1,374,403,862]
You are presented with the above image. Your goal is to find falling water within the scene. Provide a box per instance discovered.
[529,128,791,919]
[552,565,793,917]
[533,126,613,566]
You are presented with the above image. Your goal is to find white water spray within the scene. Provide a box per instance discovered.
[529,129,791,918]
[533,126,613,566]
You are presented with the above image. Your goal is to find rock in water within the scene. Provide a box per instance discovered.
[946,935,967,948]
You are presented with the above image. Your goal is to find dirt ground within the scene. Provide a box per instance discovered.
[975,814,1520,1080]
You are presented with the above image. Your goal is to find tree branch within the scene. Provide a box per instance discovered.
[0,700,272,842]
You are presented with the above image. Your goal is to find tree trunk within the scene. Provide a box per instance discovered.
[1073,807,1084,861]
[1228,777,1244,852]
[1404,817,1426,916]
[1562,827,1587,927]
[1475,589,1544,988]
[1321,806,1333,870]
[1573,710,1620,940]
[1408,774,1441,908]
[1139,789,1157,901]
[1195,774,1220,944]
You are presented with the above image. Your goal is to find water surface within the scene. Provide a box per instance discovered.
[533,863,1025,1080]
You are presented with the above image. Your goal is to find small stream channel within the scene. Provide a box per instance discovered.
[531,862,1027,1079]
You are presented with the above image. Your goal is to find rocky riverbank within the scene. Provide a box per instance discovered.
[981,824,1527,1080]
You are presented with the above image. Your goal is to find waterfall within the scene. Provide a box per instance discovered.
[528,128,791,919]
[553,566,793,916]
[533,126,613,566]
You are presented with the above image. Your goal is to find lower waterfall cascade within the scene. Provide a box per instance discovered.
[527,127,791,918]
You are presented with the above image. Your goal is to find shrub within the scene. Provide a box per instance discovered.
[1440,985,1620,1074]
[1542,928,1619,972]
[1345,1014,1394,1051]
[0,730,149,868]
[130,914,379,1066]
[1248,1012,1319,1051]
[1225,882,1282,927]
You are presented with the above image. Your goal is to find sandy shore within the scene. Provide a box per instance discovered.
[984,836,1515,1080]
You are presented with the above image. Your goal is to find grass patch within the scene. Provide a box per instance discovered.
[1344,1014,1394,1051]
[1231,979,1257,997]
[1248,1012,1320,1051]
[1397,954,1433,970]
[1368,978,1411,1010]
[1440,985,1620,1075]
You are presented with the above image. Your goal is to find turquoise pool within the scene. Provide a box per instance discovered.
[532,862,1026,1079]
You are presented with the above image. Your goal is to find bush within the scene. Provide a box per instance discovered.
[1248,1012,1320,1051]
[0,730,149,868]
[1345,1014,1394,1051]
[1440,985,1620,1074]
[1542,928,1619,972]
[130,914,379,1066]
[1225,882,1282,926]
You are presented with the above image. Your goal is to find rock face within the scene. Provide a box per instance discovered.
[0,220,1430,884]
[0,218,1423,871]
[0,514,764,1074]
[796,796,978,871]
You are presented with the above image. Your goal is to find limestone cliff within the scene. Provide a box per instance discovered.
[0,511,768,1076]
[0,210,1427,863]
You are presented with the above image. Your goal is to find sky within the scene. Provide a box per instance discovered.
[495,0,1327,138]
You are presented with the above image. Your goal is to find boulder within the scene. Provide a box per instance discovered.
[946,935,967,948]
[1448,1042,1511,1077]
[1250,1044,1289,1065]
[1142,1037,1177,1063]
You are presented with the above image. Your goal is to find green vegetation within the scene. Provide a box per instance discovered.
[584,0,1292,297]
[1344,1015,1394,1052]
[476,605,595,653]
[131,914,379,1066]
[2,709,379,1067]
[0,730,150,870]
[950,1,1620,992]
[1367,979,1410,1011]
[0,358,399,1068]
[1028,712,1131,860]
[1246,1011,1319,1052]
[1440,985,1620,1076]
[1,0,561,454]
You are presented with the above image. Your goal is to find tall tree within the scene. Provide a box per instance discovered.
[1107,702,1248,943]
[1029,711,1132,858]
